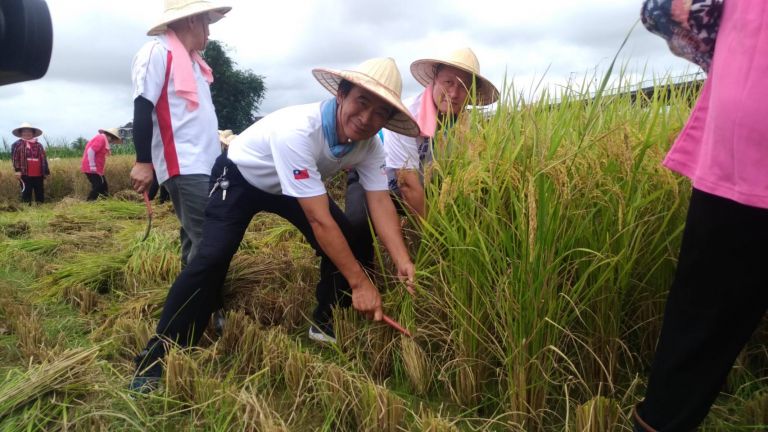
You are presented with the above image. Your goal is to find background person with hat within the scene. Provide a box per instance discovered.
[80,128,122,201]
[387,47,498,219]
[130,0,231,267]
[345,48,499,271]
[130,0,231,328]
[131,57,418,391]
[10,122,50,204]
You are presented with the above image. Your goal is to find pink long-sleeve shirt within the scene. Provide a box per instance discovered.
[663,0,768,209]
[80,134,110,175]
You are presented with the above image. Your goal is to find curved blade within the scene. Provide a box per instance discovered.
[382,314,412,338]
[141,192,153,241]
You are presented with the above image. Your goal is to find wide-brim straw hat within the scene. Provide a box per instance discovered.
[147,0,231,36]
[312,57,420,138]
[410,47,499,106]
[12,122,43,138]
[99,128,123,144]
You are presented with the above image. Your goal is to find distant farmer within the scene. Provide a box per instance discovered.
[345,48,498,274]
[131,57,419,392]
[80,128,122,201]
[634,1,768,431]
[10,122,50,204]
[129,0,231,326]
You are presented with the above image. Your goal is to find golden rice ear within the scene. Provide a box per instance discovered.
[284,350,313,402]
[354,380,406,432]
[574,396,621,432]
[417,408,460,432]
[401,337,431,395]
[164,347,209,403]
[743,390,768,428]
[236,384,288,431]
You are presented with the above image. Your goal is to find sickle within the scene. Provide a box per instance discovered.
[382,314,412,338]
[141,191,153,241]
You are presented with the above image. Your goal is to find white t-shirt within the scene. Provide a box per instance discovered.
[381,93,432,193]
[228,102,389,198]
[131,36,220,184]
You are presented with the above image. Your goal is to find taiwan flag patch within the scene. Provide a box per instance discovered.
[293,169,310,180]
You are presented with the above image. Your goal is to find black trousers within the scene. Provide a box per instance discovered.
[638,188,768,431]
[85,173,108,201]
[344,170,375,271]
[20,175,44,204]
[147,171,170,203]
[146,155,371,358]
[345,170,406,266]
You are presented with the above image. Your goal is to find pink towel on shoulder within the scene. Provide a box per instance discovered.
[165,29,214,111]
[417,84,438,138]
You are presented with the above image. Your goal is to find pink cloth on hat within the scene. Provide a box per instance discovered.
[165,29,214,111]
[417,84,438,138]
[663,0,768,209]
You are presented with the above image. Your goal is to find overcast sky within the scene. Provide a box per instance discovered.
[0,0,697,145]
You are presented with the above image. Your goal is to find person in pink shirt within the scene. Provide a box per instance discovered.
[634,1,768,430]
[80,128,122,201]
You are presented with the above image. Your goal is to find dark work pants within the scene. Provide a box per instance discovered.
[344,170,375,273]
[85,173,108,200]
[638,188,768,431]
[145,155,369,359]
[20,175,44,204]
[147,171,170,203]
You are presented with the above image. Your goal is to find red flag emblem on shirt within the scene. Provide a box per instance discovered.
[293,169,309,180]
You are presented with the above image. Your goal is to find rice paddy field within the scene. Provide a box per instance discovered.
[2,75,768,431]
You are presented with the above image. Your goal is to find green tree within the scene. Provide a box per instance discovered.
[203,40,266,134]
[70,137,87,151]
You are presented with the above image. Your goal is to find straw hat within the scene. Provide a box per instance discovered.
[312,57,420,137]
[218,129,237,146]
[12,122,43,138]
[147,0,231,36]
[410,47,499,105]
[99,128,123,144]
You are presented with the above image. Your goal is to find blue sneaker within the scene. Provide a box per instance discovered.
[129,349,163,394]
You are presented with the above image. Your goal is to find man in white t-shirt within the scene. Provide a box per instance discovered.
[129,0,230,268]
[130,57,420,392]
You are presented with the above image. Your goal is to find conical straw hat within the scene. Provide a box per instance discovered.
[99,128,123,143]
[410,47,499,105]
[12,122,43,138]
[313,57,420,137]
[147,0,231,36]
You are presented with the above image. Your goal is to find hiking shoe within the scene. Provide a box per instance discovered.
[129,349,163,394]
[213,309,226,337]
[129,373,161,394]
[308,325,336,344]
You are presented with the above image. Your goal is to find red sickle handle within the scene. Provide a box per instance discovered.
[382,314,412,337]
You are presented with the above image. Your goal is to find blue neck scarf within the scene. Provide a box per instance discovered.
[321,98,357,158]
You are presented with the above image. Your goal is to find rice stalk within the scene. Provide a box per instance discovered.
[573,396,621,432]
[0,346,101,417]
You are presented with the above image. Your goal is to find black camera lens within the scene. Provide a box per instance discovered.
[0,0,53,86]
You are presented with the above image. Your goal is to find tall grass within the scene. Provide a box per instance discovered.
[413,72,693,428]
[0,154,136,202]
